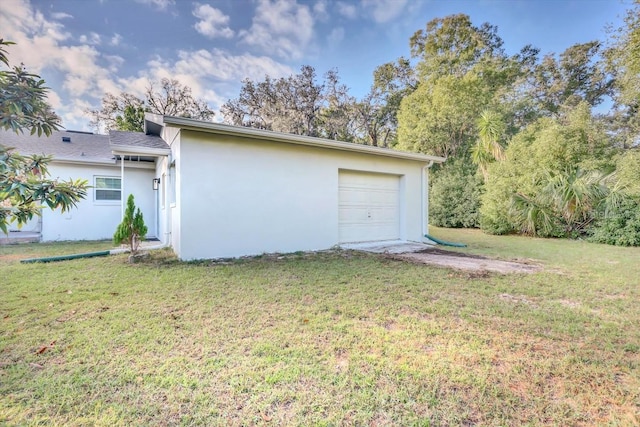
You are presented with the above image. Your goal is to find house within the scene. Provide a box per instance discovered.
[1,115,445,259]
[1,128,168,242]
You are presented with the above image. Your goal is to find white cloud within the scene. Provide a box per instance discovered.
[362,0,408,23]
[134,0,174,11]
[313,0,329,21]
[192,3,234,39]
[336,1,357,19]
[110,33,123,46]
[1,0,70,48]
[239,0,314,60]
[104,55,125,72]
[51,12,73,20]
[46,89,63,110]
[79,32,101,45]
[61,98,94,131]
[173,49,293,82]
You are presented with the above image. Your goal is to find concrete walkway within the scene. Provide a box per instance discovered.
[340,239,540,273]
[340,240,436,254]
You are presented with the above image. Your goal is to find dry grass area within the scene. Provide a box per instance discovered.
[1,230,639,426]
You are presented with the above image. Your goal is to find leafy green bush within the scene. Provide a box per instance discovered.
[590,197,640,246]
[615,150,640,196]
[429,158,483,228]
[480,103,617,236]
[509,168,610,238]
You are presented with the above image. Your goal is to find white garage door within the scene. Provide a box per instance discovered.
[339,170,400,243]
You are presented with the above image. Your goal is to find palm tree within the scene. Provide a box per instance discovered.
[509,167,611,237]
[471,110,505,180]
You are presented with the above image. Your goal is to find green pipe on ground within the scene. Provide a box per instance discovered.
[424,233,467,248]
[20,250,112,264]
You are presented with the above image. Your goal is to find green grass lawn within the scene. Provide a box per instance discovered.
[1,229,639,426]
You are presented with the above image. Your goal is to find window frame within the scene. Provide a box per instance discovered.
[94,176,122,203]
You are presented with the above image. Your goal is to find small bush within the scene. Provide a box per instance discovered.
[113,194,147,254]
[430,158,483,228]
[589,198,640,246]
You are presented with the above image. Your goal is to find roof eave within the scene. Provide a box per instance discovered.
[52,156,117,166]
[110,145,171,156]
[162,116,446,164]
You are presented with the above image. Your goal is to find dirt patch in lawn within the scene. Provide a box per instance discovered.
[392,248,541,274]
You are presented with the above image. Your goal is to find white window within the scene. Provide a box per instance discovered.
[95,176,121,201]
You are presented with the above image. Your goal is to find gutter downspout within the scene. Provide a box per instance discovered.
[422,161,434,244]
[154,177,159,239]
[120,155,125,219]
[165,154,173,249]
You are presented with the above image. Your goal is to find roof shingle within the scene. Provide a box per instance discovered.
[0,130,114,162]
[0,129,170,162]
[109,131,170,151]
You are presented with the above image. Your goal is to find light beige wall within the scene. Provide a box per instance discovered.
[172,131,427,260]
[41,162,156,241]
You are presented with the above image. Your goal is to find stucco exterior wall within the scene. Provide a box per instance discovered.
[172,130,428,260]
[41,162,157,241]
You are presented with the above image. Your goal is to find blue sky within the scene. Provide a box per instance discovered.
[0,0,632,132]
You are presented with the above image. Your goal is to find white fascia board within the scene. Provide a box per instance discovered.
[162,116,446,164]
[52,156,116,166]
[111,145,171,156]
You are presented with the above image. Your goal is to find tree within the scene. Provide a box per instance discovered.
[146,78,214,119]
[479,102,616,235]
[92,92,146,133]
[350,93,391,147]
[528,41,612,115]
[397,73,493,156]
[471,110,506,180]
[397,14,536,157]
[88,78,214,133]
[222,65,326,137]
[509,167,610,237]
[614,149,640,196]
[409,14,505,79]
[607,1,640,106]
[113,194,147,255]
[317,69,357,141]
[222,65,386,142]
[352,58,417,147]
[0,39,88,234]
[429,158,483,228]
[605,1,640,148]
[0,39,60,136]
[0,147,88,235]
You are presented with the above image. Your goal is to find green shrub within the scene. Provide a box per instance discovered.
[113,194,147,254]
[429,158,483,228]
[615,150,640,196]
[589,197,640,246]
[480,103,617,236]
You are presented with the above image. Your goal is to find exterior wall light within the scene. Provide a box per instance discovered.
[153,178,161,190]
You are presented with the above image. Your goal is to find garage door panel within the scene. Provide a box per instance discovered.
[338,171,400,243]
[339,207,396,222]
